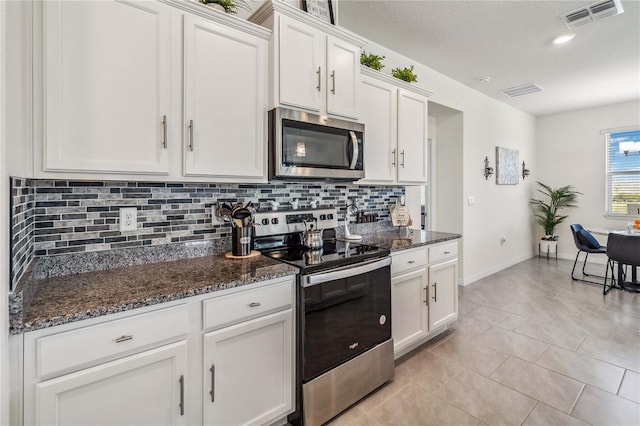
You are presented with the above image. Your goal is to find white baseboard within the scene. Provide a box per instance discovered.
[461,251,535,286]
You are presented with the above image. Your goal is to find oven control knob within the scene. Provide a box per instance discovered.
[319,214,327,220]
[271,218,279,225]
[327,214,334,220]
[379,315,387,325]
[261,218,269,226]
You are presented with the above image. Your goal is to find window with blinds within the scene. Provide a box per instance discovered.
[605,129,640,215]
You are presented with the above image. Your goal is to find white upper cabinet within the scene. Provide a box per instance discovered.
[251,1,365,120]
[325,35,360,119]
[278,15,323,112]
[43,0,172,175]
[360,76,397,183]
[38,1,270,182]
[183,14,267,179]
[359,67,432,185]
[397,89,429,183]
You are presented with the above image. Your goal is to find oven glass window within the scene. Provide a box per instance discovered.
[282,119,363,171]
[302,266,391,381]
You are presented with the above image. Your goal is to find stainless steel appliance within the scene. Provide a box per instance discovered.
[268,108,365,181]
[254,208,393,426]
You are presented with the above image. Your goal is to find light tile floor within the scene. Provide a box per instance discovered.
[327,258,640,426]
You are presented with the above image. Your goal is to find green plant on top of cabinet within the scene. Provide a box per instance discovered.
[359,66,432,184]
[250,1,365,120]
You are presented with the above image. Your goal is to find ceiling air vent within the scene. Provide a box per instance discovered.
[561,0,624,29]
[500,83,543,98]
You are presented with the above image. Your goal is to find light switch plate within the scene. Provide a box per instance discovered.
[468,196,476,206]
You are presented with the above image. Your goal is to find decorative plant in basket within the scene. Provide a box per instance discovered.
[391,65,418,83]
[530,181,580,245]
[360,51,385,71]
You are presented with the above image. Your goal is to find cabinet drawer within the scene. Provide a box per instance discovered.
[203,278,293,330]
[428,242,458,263]
[37,304,188,378]
[391,247,427,276]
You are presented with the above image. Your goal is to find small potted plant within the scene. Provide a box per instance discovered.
[360,51,385,71]
[530,181,580,255]
[199,0,238,13]
[391,65,418,83]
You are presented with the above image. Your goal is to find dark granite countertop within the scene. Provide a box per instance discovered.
[10,243,297,334]
[342,229,461,252]
[9,225,458,335]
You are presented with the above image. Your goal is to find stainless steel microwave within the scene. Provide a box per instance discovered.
[268,108,364,181]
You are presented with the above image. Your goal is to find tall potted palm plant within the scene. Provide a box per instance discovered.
[530,181,580,254]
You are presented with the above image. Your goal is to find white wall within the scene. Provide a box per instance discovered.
[1,1,10,423]
[364,41,537,285]
[536,100,640,260]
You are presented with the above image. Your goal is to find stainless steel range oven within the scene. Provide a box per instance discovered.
[254,208,394,426]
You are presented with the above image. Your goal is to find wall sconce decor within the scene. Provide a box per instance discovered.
[484,156,494,180]
[522,161,531,179]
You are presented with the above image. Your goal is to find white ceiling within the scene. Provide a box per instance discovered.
[336,0,640,116]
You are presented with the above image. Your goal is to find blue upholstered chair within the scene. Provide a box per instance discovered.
[604,232,640,295]
[569,224,607,285]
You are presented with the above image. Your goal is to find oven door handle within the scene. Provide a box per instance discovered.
[303,257,391,287]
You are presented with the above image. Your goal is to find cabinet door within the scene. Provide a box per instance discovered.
[278,15,323,112]
[44,0,172,174]
[391,268,428,356]
[428,259,458,330]
[203,309,293,426]
[326,36,360,119]
[360,76,397,183]
[397,89,428,183]
[183,14,266,179]
[35,341,187,426]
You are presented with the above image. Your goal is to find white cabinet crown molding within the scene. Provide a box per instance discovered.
[361,65,433,98]
[250,0,366,47]
[161,0,271,39]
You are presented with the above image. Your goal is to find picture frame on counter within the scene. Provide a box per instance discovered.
[302,0,335,24]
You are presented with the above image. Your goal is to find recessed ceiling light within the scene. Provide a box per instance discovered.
[553,33,576,44]
[478,76,491,84]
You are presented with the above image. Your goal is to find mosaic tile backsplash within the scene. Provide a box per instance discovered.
[10,178,404,287]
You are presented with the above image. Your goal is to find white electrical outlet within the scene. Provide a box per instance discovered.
[119,208,137,232]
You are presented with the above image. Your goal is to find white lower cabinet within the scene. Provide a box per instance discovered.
[22,276,296,426]
[35,341,187,426]
[391,268,428,355]
[203,309,293,425]
[391,241,459,359]
[428,258,458,330]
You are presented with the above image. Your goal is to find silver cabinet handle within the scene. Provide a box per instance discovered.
[391,149,396,168]
[179,375,184,416]
[210,365,215,402]
[432,282,437,302]
[444,251,450,254]
[188,119,194,152]
[114,335,133,343]
[316,67,321,91]
[400,150,405,167]
[407,260,415,264]
[424,286,427,304]
[162,115,168,149]
[331,70,336,94]
[248,302,261,308]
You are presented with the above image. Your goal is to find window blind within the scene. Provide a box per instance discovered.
[605,129,640,215]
